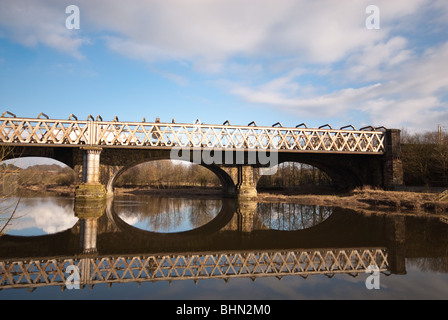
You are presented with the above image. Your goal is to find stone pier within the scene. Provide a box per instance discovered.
[75,199,105,254]
[383,129,404,189]
[235,200,258,232]
[75,147,107,202]
[221,165,260,200]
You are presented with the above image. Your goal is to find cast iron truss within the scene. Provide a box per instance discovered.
[0,114,385,153]
[0,247,389,289]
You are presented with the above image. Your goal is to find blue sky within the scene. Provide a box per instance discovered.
[0,0,447,132]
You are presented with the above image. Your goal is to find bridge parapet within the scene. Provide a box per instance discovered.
[0,114,386,154]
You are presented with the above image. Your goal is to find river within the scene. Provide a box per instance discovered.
[1,194,448,300]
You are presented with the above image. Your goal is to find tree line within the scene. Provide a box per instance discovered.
[114,160,332,190]
[257,163,331,189]
[115,160,220,188]
[401,129,448,187]
[0,163,76,189]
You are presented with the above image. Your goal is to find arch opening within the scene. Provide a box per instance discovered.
[257,161,336,194]
[113,196,224,234]
[111,159,228,233]
[0,155,78,236]
[257,202,334,231]
[112,159,222,197]
[0,156,78,196]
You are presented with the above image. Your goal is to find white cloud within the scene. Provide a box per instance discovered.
[88,0,386,67]
[230,80,382,118]
[387,42,448,97]
[1,0,447,131]
[91,0,291,64]
[0,0,441,71]
[1,0,443,68]
[229,39,448,131]
[343,36,414,82]
[0,0,88,59]
[360,97,445,131]
[361,42,448,131]
[6,199,77,235]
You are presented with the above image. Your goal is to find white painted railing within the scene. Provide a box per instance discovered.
[0,115,386,153]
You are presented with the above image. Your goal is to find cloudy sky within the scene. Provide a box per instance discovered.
[0,0,447,132]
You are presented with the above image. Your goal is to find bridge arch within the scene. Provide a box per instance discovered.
[0,146,76,169]
[104,157,235,196]
[273,153,379,189]
[0,156,72,169]
[106,196,237,237]
[257,161,334,190]
[0,154,78,192]
[105,156,171,195]
[290,159,361,189]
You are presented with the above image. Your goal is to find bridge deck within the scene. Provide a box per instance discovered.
[0,116,386,154]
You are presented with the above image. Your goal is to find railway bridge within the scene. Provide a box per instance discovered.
[0,112,403,200]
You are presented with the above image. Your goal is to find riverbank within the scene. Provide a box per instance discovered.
[15,184,448,215]
[119,186,448,216]
[258,188,448,215]
[116,186,448,215]
[115,185,224,199]
[16,184,75,197]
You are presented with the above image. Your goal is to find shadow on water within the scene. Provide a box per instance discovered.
[112,195,227,234]
[0,193,448,298]
[111,195,336,235]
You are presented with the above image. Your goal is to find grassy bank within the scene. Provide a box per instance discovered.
[115,185,223,199]
[116,185,448,215]
[258,188,448,215]
[15,184,448,216]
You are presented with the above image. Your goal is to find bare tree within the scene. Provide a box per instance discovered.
[0,146,21,236]
[115,160,220,189]
[401,129,448,186]
[432,133,448,185]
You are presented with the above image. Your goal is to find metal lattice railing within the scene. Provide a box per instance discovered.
[0,248,389,289]
[0,114,386,153]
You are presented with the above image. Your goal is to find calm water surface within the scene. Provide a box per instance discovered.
[1,194,448,300]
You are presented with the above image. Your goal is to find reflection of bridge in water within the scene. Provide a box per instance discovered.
[0,198,407,290]
[0,248,389,290]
